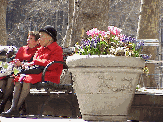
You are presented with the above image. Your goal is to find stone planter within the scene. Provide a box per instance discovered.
[66,55,145,121]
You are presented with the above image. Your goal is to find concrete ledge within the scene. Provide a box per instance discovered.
[129,93,163,121]
[2,90,163,121]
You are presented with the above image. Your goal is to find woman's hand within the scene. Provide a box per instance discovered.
[22,62,34,69]
[13,59,22,67]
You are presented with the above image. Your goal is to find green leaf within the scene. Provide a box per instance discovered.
[133,51,140,57]
[132,43,136,51]
[3,63,8,69]
[13,68,20,75]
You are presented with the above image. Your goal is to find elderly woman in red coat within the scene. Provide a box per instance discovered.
[0,31,40,114]
[1,25,63,117]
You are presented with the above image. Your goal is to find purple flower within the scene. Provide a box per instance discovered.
[122,35,129,43]
[131,38,136,43]
[81,39,89,48]
[140,54,151,60]
[135,41,144,50]
[121,35,136,44]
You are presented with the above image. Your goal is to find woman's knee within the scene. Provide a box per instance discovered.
[23,83,31,90]
[7,78,14,86]
[0,79,7,89]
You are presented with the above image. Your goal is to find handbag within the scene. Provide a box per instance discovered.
[0,62,14,77]
[19,66,45,74]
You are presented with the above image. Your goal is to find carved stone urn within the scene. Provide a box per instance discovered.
[66,55,145,121]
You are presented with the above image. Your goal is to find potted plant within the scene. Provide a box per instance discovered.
[66,26,148,121]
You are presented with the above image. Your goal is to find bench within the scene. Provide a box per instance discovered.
[29,47,77,118]
[0,46,18,62]
[0,46,78,118]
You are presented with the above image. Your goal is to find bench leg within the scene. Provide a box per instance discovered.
[71,88,77,118]
[70,73,77,118]
[39,95,51,118]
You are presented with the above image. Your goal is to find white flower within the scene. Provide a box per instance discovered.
[114,36,119,40]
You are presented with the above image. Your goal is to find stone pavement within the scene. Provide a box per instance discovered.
[0,117,86,122]
[0,117,135,122]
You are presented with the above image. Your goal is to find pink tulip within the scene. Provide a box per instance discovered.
[92,30,95,35]
[91,33,94,38]
[108,26,116,35]
[86,31,91,36]
[119,34,124,41]
[114,27,117,31]
[116,28,122,35]
[111,30,116,35]
[100,31,106,37]
[106,31,110,35]
[92,28,99,36]
[87,28,100,37]
[95,31,99,36]
[108,26,114,31]
[108,26,122,36]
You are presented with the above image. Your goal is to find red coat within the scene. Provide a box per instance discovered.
[15,45,40,62]
[16,42,63,84]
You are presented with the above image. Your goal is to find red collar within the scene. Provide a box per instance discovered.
[42,42,58,51]
[27,45,40,51]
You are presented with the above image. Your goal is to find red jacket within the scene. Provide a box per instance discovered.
[15,45,40,62]
[18,42,63,84]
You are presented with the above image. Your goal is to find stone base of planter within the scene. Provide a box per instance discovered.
[67,55,145,121]
[76,93,133,121]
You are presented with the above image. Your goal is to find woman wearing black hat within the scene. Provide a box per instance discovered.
[1,25,63,117]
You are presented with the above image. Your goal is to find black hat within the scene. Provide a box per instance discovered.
[39,25,57,42]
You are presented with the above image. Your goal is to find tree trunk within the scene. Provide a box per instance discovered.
[0,0,7,46]
[69,0,110,47]
[108,0,141,37]
[137,0,160,87]
[63,0,74,47]
[65,0,141,47]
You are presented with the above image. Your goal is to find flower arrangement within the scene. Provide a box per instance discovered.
[0,61,14,77]
[75,26,150,59]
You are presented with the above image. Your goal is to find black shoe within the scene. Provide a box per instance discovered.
[8,93,13,103]
[0,91,4,99]
[19,101,27,115]
[20,110,27,116]
[0,104,5,114]
[20,106,27,116]
[0,100,7,114]
[1,108,20,117]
